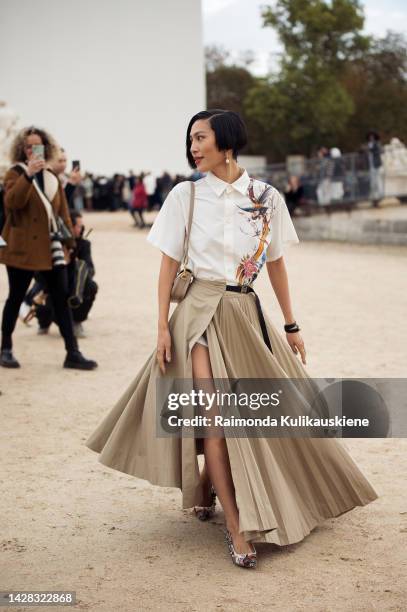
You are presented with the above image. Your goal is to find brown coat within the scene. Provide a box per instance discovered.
[0,166,75,271]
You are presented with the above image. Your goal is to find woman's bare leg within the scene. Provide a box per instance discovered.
[191,342,255,555]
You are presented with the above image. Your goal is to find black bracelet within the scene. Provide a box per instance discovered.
[284,321,300,333]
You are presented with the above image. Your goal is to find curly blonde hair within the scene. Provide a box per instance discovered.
[9,126,59,164]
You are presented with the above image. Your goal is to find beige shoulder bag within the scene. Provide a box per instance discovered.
[170,181,195,303]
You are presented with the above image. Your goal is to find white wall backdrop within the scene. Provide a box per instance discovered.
[0,0,205,175]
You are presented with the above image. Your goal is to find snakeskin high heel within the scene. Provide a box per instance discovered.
[193,485,217,521]
[224,529,257,568]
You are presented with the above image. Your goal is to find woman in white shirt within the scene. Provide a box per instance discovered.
[86,110,378,570]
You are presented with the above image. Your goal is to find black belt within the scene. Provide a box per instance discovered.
[225,285,273,354]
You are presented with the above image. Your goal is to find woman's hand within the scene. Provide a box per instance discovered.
[286,331,306,365]
[27,158,46,177]
[157,324,172,375]
[68,167,82,186]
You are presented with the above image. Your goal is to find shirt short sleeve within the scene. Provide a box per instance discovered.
[146,182,189,262]
[266,189,300,262]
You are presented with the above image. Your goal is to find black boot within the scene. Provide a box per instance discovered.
[63,349,98,370]
[0,349,21,368]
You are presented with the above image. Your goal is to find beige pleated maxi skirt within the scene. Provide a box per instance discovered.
[85,278,378,546]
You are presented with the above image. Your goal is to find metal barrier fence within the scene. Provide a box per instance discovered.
[251,152,407,208]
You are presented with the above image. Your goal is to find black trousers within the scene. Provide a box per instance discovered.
[25,279,43,306]
[129,206,145,227]
[1,265,79,353]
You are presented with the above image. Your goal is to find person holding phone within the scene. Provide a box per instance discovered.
[51,148,82,210]
[0,126,97,370]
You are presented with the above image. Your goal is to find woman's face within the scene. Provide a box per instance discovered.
[24,133,43,161]
[189,119,228,173]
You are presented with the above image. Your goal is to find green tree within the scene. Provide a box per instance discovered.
[245,66,354,158]
[339,32,407,150]
[261,0,369,70]
[205,46,271,155]
[205,11,407,161]
[207,65,255,114]
[245,0,369,159]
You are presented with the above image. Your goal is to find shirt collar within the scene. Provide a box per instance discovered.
[205,168,250,197]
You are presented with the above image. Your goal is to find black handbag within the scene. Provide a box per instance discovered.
[55,215,74,245]
[68,259,89,308]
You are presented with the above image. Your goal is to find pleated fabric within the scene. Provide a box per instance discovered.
[85,278,378,546]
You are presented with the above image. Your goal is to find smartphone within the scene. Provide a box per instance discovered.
[72,160,80,171]
[32,144,45,160]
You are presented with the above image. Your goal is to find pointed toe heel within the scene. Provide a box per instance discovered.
[224,529,257,569]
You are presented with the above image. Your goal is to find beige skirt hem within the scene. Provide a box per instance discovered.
[85,278,378,546]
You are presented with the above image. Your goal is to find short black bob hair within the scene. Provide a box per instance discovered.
[186,109,247,169]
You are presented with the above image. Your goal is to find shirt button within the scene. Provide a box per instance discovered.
[226,186,232,194]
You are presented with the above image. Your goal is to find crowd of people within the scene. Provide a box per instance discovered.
[279,132,385,216]
[61,131,385,222]
[67,167,203,222]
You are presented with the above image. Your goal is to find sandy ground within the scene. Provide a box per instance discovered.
[0,210,406,612]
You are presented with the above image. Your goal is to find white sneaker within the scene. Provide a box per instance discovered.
[73,323,86,338]
[19,302,31,324]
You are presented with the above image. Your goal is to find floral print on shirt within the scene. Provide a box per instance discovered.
[235,179,277,286]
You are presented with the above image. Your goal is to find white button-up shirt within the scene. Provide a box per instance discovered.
[146,168,299,286]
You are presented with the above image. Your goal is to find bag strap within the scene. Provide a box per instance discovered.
[32,175,59,234]
[180,180,195,268]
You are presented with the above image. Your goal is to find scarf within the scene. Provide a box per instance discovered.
[17,162,59,233]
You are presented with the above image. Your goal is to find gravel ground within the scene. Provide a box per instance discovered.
[0,210,406,612]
